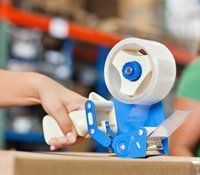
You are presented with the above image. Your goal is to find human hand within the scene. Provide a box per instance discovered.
[35,74,87,150]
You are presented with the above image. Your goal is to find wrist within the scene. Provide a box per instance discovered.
[28,72,47,104]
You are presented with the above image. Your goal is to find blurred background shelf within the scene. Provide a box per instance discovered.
[5,130,44,143]
[0,0,198,152]
[0,1,195,65]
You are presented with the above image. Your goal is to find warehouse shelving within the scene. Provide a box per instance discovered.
[0,1,195,146]
[0,1,194,64]
[5,130,44,143]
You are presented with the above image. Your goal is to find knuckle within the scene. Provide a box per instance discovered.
[65,122,73,131]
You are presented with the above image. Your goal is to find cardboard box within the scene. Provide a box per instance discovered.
[117,0,162,38]
[0,151,200,175]
[86,0,118,19]
[26,0,86,15]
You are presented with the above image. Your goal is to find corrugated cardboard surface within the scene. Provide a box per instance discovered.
[0,151,200,175]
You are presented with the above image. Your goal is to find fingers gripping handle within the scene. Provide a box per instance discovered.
[43,115,64,145]
[43,110,87,145]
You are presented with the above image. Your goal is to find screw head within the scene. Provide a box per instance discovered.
[86,103,91,109]
[125,67,133,75]
[138,129,143,136]
[90,129,95,134]
[119,143,126,151]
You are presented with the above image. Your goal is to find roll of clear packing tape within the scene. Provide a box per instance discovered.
[104,38,176,105]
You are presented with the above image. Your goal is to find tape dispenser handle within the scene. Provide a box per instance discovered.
[43,110,87,145]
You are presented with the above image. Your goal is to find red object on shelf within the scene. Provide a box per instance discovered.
[0,2,194,64]
[0,2,121,47]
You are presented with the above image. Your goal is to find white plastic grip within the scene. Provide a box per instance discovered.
[43,110,87,145]
[43,92,118,145]
[104,38,176,105]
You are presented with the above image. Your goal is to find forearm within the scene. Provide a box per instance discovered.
[0,70,42,107]
[169,146,193,157]
[169,97,200,156]
[0,70,88,148]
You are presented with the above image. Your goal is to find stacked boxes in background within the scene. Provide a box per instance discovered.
[0,0,197,153]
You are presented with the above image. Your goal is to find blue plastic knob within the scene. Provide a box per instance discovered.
[122,61,142,81]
